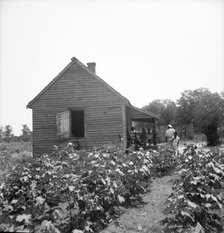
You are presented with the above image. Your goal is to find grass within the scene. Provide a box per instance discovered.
[0,141,33,185]
[0,141,32,153]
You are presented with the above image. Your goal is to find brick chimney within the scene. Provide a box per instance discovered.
[87,62,96,74]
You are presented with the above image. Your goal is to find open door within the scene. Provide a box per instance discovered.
[56,111,71,139]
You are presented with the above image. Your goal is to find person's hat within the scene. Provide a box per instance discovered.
[168,124,172,128]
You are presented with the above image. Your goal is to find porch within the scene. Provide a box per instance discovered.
[126,106,158,149]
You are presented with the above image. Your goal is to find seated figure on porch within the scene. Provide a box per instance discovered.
[140,127,147,148]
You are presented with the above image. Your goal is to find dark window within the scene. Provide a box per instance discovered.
[71,110,85,137]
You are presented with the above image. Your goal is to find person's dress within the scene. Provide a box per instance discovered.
[172,136,180,156]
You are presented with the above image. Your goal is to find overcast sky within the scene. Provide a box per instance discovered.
[0,0,224,135]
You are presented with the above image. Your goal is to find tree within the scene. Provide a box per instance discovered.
[21,124,32,141]
[0,125,3,143]
[3,125,13,143]
[176,88,224,146]
[142,99,177,126]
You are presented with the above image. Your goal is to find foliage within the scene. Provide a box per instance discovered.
[2,142,224,233]
[142,88,224,145]
[21,124,32,142]
[0,142,33,198]
[3,125,14,143]
[176,88,224,146]
[21,124,31,135]
[0,141,32,154]
[163,145,224,233]
[142,99,177,126]
[0,124,33,143]
[0,126,3,143]
[0,148,14,188]
[0,143,158,233]
[150,147,177,176]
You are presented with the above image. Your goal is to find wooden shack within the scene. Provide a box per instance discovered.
[27,57,158,155]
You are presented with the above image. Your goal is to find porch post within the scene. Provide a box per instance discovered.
[152,118,157,145]
[122,105,127,149]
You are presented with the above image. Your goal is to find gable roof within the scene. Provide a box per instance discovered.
[27,57,131,108]
[26,57,158,120]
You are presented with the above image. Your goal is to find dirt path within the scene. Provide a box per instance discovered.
[101,175,174,233]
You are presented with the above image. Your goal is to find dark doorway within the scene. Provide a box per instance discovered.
[71,110,84,137]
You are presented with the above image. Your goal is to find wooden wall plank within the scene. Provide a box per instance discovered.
[32,62,125,155]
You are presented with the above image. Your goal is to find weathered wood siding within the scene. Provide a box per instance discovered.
[122,105,127,148]
[32,62,125,155]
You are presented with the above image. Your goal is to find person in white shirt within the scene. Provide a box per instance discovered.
[165,124,175,146]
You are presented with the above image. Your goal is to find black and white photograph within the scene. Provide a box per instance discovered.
[0,0,224,232]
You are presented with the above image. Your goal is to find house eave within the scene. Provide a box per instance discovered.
[129,105,159,119]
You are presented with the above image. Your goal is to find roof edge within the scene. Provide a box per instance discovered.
[27,57,131,109]
[129,105,159,119]
[74,59,131,106]
[27,57,78,108]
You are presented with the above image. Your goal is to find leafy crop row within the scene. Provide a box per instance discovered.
[150,147,177,176]
[0,143,168,233]
[163,145,224,233]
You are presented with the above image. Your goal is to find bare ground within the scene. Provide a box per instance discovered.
[101,175,175,233]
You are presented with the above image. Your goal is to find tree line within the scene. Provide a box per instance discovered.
[142,88,224,146]
[0,124,32,143]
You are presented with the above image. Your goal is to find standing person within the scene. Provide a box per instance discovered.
[171,131,180,156]
[165,124,175,149]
